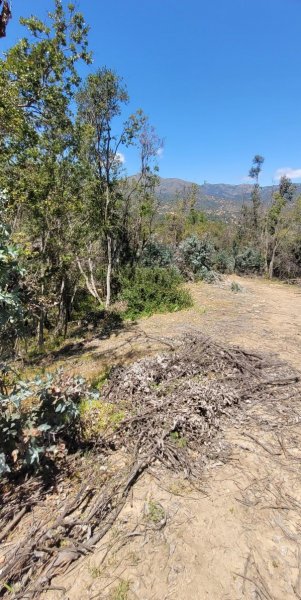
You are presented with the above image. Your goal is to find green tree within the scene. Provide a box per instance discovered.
[76,68,158,307]
[163,184,200,246]
[0,191,25,356]
[122,121,162,263]
[0,1,91,345]
[264,175,295,278]
[249,154,264,232]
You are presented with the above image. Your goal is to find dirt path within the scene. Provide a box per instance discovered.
[46,408,301,600]
[61,276,301,381]
[139,276,301,369]
[40,278,301,600]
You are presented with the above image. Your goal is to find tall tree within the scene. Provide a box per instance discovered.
[249,154,264,232]
[0,191,25,356]
[122,121,162,262]
[0,0,91,345]
[264,175,295,278]
[76,68,147,307]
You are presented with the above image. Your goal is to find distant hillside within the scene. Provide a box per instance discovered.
[155,177,301,220]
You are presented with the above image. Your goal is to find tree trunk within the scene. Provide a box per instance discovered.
[268,243,278,279]
[0,1,12,38]
[105,178,112,309]
[262,223,269,276]
[37,307,44,349]
[76,257,102,304]
[56,277,65,335]
[106,235,112,308]
[57,276,77,338]
[37,231,48,348]
[56,276,69,338]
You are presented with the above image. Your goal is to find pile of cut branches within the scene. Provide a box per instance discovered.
[0,334,300,598]
[104,334,301,470]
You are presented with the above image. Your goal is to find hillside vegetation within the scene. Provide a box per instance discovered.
[1,0,301,478]
[1,3,301,599]
[0,2,300,360]
[156,176,301,218]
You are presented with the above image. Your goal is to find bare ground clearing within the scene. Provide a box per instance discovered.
[2,276,301,600]
[49,275,301,378]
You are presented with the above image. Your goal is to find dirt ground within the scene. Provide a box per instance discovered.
[16,278,301,599]
[58,275,301,379]
[137,275,301,370]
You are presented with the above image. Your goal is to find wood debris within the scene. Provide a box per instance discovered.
[0,333,300,598]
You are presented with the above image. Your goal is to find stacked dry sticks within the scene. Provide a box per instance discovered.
[0,334,300,598]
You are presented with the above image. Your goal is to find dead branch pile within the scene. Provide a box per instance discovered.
[0,334,300,598]
[105,334,301,470]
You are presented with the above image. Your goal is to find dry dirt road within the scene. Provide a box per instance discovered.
[139,275,301,367]
[64,275,301,379]
[41,277,301,600]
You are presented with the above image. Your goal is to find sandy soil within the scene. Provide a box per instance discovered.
[140,276,301,369]
[58,275,301,379]
[28,278,301,599]
[45,412,301,600]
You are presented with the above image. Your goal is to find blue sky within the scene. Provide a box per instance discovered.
[2,0,301,185]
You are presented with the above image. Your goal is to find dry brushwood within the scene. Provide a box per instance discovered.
[0,333,300,598]
[103,334,300,469]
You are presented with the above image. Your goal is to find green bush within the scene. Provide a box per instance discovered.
[0,192,26,357]
[0,370,98,477]
[196,268,221,284]
[230,281,243,293]
[141,240,173,268]
[214,250,235,274]
[177,235,215,278]
[80,398,125,441]
[235,247,264,274]
[72,288,102,319]
[121,267,192,319]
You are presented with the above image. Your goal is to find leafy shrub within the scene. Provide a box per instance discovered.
[0,370,98,477]
[72,288,101,319]
[121,267,192,319]
[177,235,215,278]
[0,192,25,356]
[145,499,166,524]
[235,247,264,274]
[169,431,187,448]
[110,580,130,600]
[80,398,125,441]
[214,250,235,274]
[140,240,173,267]
[197,268,222,284]
[230,281,243,293]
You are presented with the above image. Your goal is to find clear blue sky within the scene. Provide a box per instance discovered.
[2,0,301,186]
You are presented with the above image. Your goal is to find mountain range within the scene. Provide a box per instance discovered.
[155,177,301,220]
